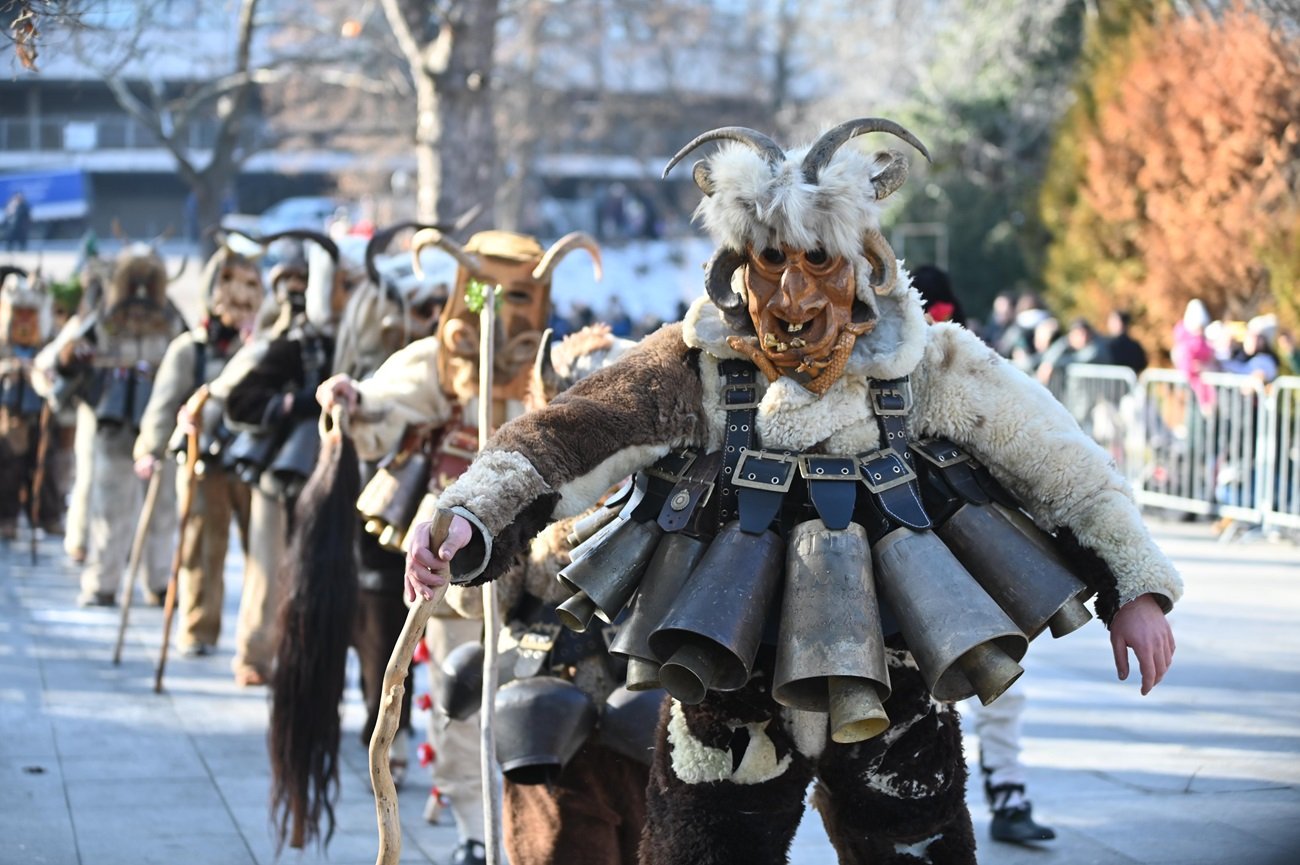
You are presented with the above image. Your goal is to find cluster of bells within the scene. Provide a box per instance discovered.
[551,471,1094,746]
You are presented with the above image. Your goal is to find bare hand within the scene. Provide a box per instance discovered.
[316,374,358,414]
[404,514,472,602]
[1110,593,1175,695]
[133,455,158,481]
[175,403,198,437]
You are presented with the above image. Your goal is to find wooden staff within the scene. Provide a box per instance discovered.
[475,285,504,865]
[153,386,210,693]
[111,458,166,665]
[29,401,52,564]
[370,511,453,865]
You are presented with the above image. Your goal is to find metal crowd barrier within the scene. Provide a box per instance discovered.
[1063,364,1139,477]
[1062,365,1300,533]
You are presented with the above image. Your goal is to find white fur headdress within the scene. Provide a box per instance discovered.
[662,120,929,331]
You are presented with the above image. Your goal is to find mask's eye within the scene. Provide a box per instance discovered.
[760,248,786,266]
[805,248,828,266]
[505,287,535,305]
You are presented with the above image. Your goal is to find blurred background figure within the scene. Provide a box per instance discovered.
[1101,310,1148,375]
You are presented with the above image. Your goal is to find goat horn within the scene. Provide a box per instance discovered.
[662,127,786,180]
[365,221,450,286]
[411,228,479,279]
[801,118,930,184]
[704,247,752,333]
[861,228,899,297]
[532,232,602,283]
[254,229,340,264]
[0,265,29,285]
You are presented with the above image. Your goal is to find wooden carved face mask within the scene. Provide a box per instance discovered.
[739,243,874,394]
[211,260,263,335]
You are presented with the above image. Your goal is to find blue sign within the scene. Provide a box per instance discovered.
[0,169,90,222]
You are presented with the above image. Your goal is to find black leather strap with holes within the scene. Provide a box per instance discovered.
[862,378,931,531]
[802,455,859,530]
[658,450,722,533]
[734,449,797,534]
[717,360,758,531]
[912,438,989,505]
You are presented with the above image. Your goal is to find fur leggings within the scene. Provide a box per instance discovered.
[639,648,976,865]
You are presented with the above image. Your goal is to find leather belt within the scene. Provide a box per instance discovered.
[912,438,990,505]
[717,360,759,531]
[800,455,859,530]
[733,448,797,534]
[863,378,931,531]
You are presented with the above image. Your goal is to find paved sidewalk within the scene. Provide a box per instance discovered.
[2,517,1298,865]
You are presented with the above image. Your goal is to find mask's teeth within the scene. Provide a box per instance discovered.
[763,332,779,350]
[790,338,806,348]
[788,321,804,333]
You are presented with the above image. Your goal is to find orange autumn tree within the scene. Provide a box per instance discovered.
[1041,3,1300,354]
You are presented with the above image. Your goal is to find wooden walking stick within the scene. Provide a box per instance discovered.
[372,284,504,865]
[111,456,166,666]
[29,400,52,565]
[153,386,210,693]
[370,510,453,865]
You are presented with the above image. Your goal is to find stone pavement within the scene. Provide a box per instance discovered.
[2,516,1298,865]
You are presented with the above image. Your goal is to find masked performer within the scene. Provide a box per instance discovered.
[402,121,1181,865]
[34,244,186,607]
[0,267,61,539]
[131,238,264,655]
[259,223,448,851]
[219,233,347,685]
[316,228,602,865]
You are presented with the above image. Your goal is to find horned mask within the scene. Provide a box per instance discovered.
[0,267,51,349]
[412,228,602,403]
[202,234,265,338]
[664,119,929,394]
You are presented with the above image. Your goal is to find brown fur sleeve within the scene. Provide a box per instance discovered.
[440,324,706,584]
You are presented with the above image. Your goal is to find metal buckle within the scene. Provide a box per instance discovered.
[859,448,918,493]
[798,455,862,481]
[645,449,698,483]
[870,383,910,416]
[518,624,560,655]
[722,381,760,411]
[732,448,798,493]
[910,439,971,469]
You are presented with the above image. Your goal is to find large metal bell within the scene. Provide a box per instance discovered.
[648,523,784,704]
[872,527,1027,705]
[609,532,709,691]
[935,502,1093,640]
[773,521,891,743]
[494,677,597,785]
[554,518,663,631]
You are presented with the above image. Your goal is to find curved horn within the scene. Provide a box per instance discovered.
[704,247,752,333]
[365,221,450,286]
[532,232,602,284]
[255,229,340,264]
[861,228,899,297]
[169,256,189,283]
[868,150,913,201]
[800,118,931,185]
[410,228,479,279]
[0,265,29,286]
[662,126,787,181]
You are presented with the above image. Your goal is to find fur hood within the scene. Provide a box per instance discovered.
[696,142,888,264]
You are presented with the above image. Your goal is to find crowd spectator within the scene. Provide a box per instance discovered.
[995,292,1050,360]
[1101,310,1149,374]
[1171,299,1217,412]
[4,192,32,251]
[1221,315,1281,386]
[911,265,967,326]
[982,292,1015,348]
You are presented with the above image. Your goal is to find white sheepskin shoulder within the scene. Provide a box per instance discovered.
[695,142,885,261]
